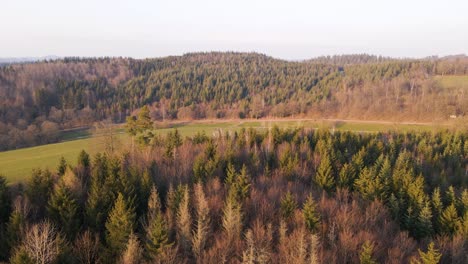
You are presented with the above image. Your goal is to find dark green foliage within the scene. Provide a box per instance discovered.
[25,169,54,218]
[280,192,297,220]
[0,176,10,224]
[165,129,183,158]
[227,164,251,203]
[315,153,335,192]
[57,157,67,176]
[105,193,136,258]
[303,194,320,233]
[6,211,25,254]
[77,150,90,169]
[47,184,80,239]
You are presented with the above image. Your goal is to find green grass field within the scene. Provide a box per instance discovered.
[0,119,446,183]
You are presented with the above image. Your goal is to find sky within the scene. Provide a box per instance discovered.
[1,0,467,60]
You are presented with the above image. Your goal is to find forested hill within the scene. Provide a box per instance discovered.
[1,52,468,150]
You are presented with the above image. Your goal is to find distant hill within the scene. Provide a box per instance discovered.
[0,55,60,65]
[0,52,467,150]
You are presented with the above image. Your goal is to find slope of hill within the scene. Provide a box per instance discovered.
[0,52,467,151]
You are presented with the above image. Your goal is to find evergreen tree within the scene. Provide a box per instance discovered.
[416,200,434,239]
[280,191,297,220]
[57,157,67,176]
[0,176,11,224]
[47,184,80,239]
[229,164,251,203]
[303,194,320,233]
[105,193,136,258]
[25,169,54,218]
[6,210,26,255]
[359,240,377,264]
[439,203,460,235]
[144,185,171,259]
[412,242,442,264]
[338,163,355,188]
[225,162,237,188]
[315,153,335,192]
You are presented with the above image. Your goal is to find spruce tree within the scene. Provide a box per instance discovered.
[338,163,355,188]
[303,194,320,233]
[6,210,26,254]
[416,200,433,239]
[105,193,136,258]
[47,184,80,239]
[145,185,171,259]
[359,240,377,264]
[57,157,67,176]
[439,203,460,235]
[413,242,442,264]
[315,154,335,192]
[280,191,297,220]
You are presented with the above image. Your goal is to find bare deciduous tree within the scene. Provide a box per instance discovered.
[73,230,100,264]
[22,221,63,264]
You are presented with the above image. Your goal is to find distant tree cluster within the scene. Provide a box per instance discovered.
[1,52,468,150]
[0,125,467,263]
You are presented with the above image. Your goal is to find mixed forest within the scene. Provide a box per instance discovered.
[0,106,467,263]
[1,53,468,150]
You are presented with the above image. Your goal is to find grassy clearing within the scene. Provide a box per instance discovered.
[0,119,447,183]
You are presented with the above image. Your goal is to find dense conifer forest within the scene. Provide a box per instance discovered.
[1,52,468,150]
[0,106,467,262]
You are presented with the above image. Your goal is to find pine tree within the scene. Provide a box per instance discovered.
[0,176,11,224]
[105,193,136,258]
[144,186,171,260]
[315,154,335,192]
[6,210,26,254]
[47,184,80,239]
[457,211,468,238]
[338,163,355,188]
[229,164,251,203]
[431,188,443,233]
[280,192,297,220]
[225,162,237,188]
[416,200,433,239]
[26,169,54,218]
[303,194,320,233]
[445,186,456,206]
[359,240,377,264]
[145,212,171,259]
[412,242,442,264]
[57,157,67,176]
[439,203,460,235]
[86,156,117,232]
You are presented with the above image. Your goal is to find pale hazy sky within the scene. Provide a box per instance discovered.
[1,0,467,60]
